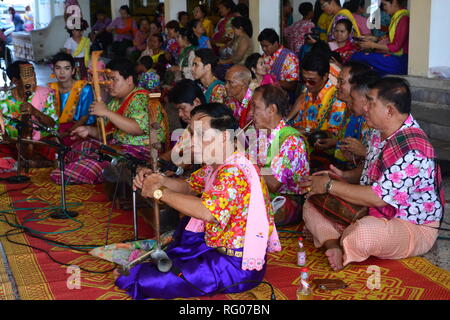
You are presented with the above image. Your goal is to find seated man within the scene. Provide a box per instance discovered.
[287,53,347,170]
[257,28,299,95]
[334,70,380,169]
[117,103,281,300]
[316,61,377,168]
[0,61,59,166]
[224,65,254,127]
[251,85,309,227]
[300,77,444,272]
[192,49,227,104]
[50,58,168,185]
[49,52,96,146]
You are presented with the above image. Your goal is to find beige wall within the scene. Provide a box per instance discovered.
[408,0,432,76]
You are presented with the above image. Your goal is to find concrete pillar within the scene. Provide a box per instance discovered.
[250,0,281,54]
[164,0,187,23]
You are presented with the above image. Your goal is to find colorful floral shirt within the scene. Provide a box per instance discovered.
[165,38,180,63]
[187,164,274,250]
[283,19,315,53]
[0,89,59,139]
[107,88,166,146]
[202,80,227,104]
[264,46,299,82]
[256,120,310,195]
[227,87,254,122]
[361,115,443,225]
[292,80,346,135]
[137,70,161,92]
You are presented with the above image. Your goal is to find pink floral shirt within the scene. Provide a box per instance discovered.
[264,46,299,82]
[361,115,443,225]
[283,19,315,53]
[255,120,309,195]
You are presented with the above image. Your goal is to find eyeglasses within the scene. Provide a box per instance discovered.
[302,78,318,87]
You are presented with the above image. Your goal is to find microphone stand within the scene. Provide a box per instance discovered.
[50,140,79,219]
[24,120,100,220]
[97,145,148,241]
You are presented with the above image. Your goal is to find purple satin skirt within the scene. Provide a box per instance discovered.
[116,218,266,300]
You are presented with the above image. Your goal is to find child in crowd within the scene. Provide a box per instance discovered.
[165,20,181,64]
[190,19,211,49]
[136,56,161,93]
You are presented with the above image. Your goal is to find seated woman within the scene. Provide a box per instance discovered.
[300,77,444,272]
[116,103,281,299]
[320,0,361,41]
[245,53,278,91]
[168,27,199,81]
[351,0,409,75]
[251,85,310,227]
[64,19,91,80]
[328,19,358,64]
[212,0,238,52]
[219,16,254,66]
[140,34,167,65]
[193,4,214,38]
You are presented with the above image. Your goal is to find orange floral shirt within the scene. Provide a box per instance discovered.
[187,165,274,249]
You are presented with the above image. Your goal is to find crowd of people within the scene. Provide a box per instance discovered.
[0,0,445,301]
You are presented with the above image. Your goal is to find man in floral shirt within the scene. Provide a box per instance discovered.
[0,61,59,166]
[258,28,299,94]
[51,58,168,185]
[300,77,443,272]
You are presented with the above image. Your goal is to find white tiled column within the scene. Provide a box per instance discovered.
[250,0,281,54]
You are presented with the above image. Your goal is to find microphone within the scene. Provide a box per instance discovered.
[158,159,184,176]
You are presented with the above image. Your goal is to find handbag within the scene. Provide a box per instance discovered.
[308,193,368,226]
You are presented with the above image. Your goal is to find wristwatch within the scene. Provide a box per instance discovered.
[153,186,167,201]
[325,179,334,193]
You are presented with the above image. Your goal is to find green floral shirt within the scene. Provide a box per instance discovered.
[107,88,166,146]
[0,89,59,139]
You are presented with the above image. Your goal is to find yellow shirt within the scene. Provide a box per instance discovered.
[202,18,214,38]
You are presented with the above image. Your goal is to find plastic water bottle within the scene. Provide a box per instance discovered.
[296,267,313,300]
[297,237,306,267]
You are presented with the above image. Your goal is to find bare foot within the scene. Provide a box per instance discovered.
[113,268,121,281]
[325,247,344,271]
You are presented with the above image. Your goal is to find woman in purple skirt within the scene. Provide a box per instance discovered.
[118,103,282,300]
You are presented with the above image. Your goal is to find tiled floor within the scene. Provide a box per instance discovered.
[2,61,450,272]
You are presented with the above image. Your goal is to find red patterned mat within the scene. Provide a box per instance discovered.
[0,169,449,300]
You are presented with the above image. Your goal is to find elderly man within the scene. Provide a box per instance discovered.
[224,65,254,127]
[300,77,444,272]
[251,84,309,226]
